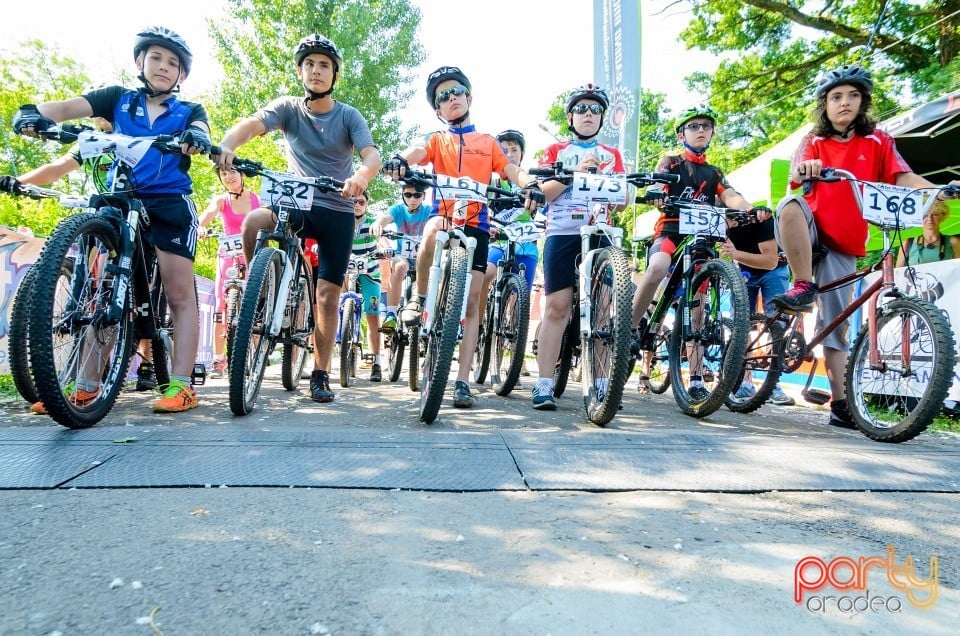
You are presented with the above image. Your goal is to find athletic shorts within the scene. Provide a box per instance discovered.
[488,244,538,291]
[542,234,610,294]
[140,194,199,261]
[357,273,381,314]
[280,204,355,287]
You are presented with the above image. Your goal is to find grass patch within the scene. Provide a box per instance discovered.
[0,374,18,400]
[930,412,960,434]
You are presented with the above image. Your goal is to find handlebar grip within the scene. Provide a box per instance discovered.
[651,172,681,184]
[527,167,559,177]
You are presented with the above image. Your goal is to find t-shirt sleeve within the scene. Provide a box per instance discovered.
[83,86,126,122]
[540,144,559,167]
[490,137,511,175]
[346,107,376,152]
[788,134,817,190]
[254,97,291,134]
[878,132,913,183]
[182,102,209,128]
[419,132,439,166]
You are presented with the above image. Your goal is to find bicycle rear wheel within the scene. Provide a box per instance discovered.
[647,309,673,394]
[668,259,749,417]
[386,324,405,382]
[339,298,356,388]
[725,313,784,413]
[473,286,494,384]
[582,247,633,426]
[420,246,468,423]
[224,285,241,368]
[29,214,134,428]
[281,267,311,390]
[847,298,956,443]
[149,272,173,390]
[553,316,577,398]
[229,247,279,415]
[492,273,529,396]
[407,325,420,391]
[9,266,38,403]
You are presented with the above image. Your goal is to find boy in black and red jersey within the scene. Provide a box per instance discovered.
[629,105,756,401]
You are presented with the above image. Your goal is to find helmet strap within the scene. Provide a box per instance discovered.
[832,122,856,139]
[437,110,469,126]
[568,115,603,141]
[138,72,179,98]
[681,140,710,155]
[303,70,338,102]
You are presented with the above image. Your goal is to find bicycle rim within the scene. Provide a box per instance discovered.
[492,274,529,396]
[582,248,633,426]
[847,298,956,443]
[228,248,279,415]
[725,313,784,414]
[668,259,749,417]
[420,246,467,423]
[29,214,133,428]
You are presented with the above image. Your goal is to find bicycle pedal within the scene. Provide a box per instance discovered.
[192,363,207,386]
[802,388,831,405]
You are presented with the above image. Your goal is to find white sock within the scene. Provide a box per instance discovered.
[535,377,554,392]
[387,305,397,314]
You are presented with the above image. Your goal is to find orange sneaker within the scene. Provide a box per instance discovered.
[153,380,199,413]
[31,383,101,415]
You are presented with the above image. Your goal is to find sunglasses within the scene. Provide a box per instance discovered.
[571,103,605,115]
[684,122,714,132]
[403,192,424,199]
[435,85,470,106]
[354,198,367,206]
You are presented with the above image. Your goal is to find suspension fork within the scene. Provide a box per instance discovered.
[105,204,142,324]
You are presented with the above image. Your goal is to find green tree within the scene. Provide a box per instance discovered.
[665,0,960,166]
[208,0,425,205]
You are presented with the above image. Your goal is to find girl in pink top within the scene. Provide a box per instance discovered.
[198,166,260,375]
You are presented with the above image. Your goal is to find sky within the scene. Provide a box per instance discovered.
[2,0,716,168]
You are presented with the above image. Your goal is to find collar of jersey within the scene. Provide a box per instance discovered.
[448,124,476,135]
[682,149,708,164]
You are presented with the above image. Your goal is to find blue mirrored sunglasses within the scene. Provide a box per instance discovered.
[435,85,470,106]
[571,103,605,115]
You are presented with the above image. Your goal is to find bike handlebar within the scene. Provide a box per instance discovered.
[210,148,346,192]
[527,162,680,187]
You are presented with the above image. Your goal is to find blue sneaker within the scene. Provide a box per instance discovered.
[769,385,795,406]
[532,382,557,410]
[688,385,711,403]
[733,383,757,399]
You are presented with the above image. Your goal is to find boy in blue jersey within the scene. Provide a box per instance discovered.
[13,26,212,414]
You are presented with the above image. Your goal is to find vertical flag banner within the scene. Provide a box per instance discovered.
[593,0,642,171]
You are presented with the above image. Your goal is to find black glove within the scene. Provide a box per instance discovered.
[12,105,55,135]
[178,128,212,153]
[749,205,772,216]
[383,154,410,174]
[521,182,545,206]
[0,176,23,193]
[643,191,666,204]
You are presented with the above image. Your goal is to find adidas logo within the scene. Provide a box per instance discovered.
[172,237,181,245]
[858,154,866,161]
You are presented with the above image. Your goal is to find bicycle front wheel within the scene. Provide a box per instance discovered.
[339,298,356,388]
[229,247,280,415]
[847,298,956,443]
[582,247,633,426]
[224,284,241,369]
[29,213,134,428]
[407,325,420,392]
[725,313,784,413]
[473,286,494,384]
[492,273,530,396]
[420,246,468,423]
[668,259,749,417]
[281,267,312,390]
[9,266,38,403]
[386,324,406,383]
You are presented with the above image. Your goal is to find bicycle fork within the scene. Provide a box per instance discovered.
[268,250,293,337]
[422,231,477,335]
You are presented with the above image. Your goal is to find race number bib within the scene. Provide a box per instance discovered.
[78,131,150,167]
[261,177,316,210]
[678,204,726,238]
[347,254,370,273]
[399,236,421,260]
[860,182,927,228]
[568,172,628,205]
[218,234,244,256]
[434,175,488,204]
[501,222,542,243]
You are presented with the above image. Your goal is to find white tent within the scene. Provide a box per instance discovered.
[726,125,811,206]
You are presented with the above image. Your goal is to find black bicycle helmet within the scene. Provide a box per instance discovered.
[565,83,609,113]
[815,65,874,100]
[134,27,192,76]
[294,34,342,70]
[426,66,471,107]
[496,129,526,154]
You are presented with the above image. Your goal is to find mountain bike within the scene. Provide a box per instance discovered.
[380,230,420,390]
[25,125,199,428]
[628,195,751,417]
[336,248,392,387]
[474,214,541,396]
[396,170,527,424]
[734,169,958,442]
[224,155,337,415]
[528,165,683,424]
[203,232,246,373]
[2,182,90,404]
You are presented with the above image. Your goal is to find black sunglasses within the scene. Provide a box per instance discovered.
[571,103,605,115]
[403,192,424,199]
[435,85,469,106]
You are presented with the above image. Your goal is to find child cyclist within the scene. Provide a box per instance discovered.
[770,65,958,427]
[12,26,212,414]
[214,34,381,404]
[370,181,432,331]
[197,165,261,377]
[383,66,541,409]
[347,191,385,382]
[531,84,625,410]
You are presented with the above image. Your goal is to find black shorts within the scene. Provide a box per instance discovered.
[542,234,610,294]
[280,204,355,287]
[140,194,199,261]
[462,225,489,273]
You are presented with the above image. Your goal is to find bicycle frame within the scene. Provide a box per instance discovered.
[577,210,624,341]
[422,227,477,335]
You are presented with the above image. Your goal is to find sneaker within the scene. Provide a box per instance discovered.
[310,369,335,403]
[400,300,423,326]
[136,362,157,391]
[31,383,101,415]
[773,280,818,310]
[688,385,711,403]
[769,385,796,406]
[209,357,227,379]
[733,383,757,399]
[828,398,857,429]
[453,380,475,408]
[532,382,557,410]
[153,379,198,413]
[637,375,651,396]
[370,363,382,382]
[382,312,398,332]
